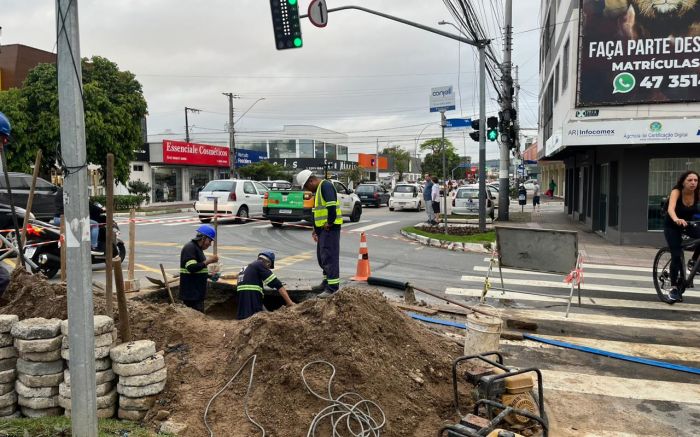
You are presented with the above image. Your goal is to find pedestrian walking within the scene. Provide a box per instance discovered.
[296,170,342,298]
[548,178,557,198]
[179,225,219,312]
[533,181,541,212]
[237,251,294,320]
[423,173,434,224]
[431,176,441,225]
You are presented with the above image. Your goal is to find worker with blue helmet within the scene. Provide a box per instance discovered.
[236,250,294,320]
[179,224,219,312]
[0,112,11,145]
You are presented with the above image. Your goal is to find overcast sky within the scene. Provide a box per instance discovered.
[1,0,541,160]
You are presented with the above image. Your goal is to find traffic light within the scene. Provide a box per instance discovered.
[469,119,480,142]
[270,0,303,50]
[487,116,498,142]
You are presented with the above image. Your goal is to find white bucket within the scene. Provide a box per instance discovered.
[464,307,503,355]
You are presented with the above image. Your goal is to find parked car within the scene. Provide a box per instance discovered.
[0,173,59,222]
[194,179,268,223]
[356,184,390,207]
[260,180,292,190]
[452,185,495,219]
[389,184,424,211]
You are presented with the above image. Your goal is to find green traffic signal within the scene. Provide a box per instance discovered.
[288,0,297,4]
[294,37,303,47]
[487,129,498,141]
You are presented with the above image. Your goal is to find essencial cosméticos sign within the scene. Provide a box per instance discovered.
[162,140,230,167]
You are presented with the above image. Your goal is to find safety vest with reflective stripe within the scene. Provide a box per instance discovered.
[313,180,343,228]
[180,259,208,275]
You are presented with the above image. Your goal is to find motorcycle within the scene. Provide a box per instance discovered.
[23,207,126,279]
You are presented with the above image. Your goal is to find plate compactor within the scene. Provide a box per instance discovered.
[438,352,548,437]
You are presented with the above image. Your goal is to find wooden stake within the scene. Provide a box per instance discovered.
[113,258,131,342]
[60,215,66,282]
[21,150,42,248]
[160,263,175,304]
[213,198,218,257]
[105,154,114,318]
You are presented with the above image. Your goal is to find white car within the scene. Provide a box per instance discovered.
[452,185,495,219]
[389,184,424,211]
[195,179,268,223]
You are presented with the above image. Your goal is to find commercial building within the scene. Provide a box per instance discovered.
[539,0,700,245]
[0,44,55,90]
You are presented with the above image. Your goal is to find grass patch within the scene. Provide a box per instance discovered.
[403,226,495,244]
[0,417,170,437]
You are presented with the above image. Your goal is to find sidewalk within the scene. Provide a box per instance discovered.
[503,201,656,268]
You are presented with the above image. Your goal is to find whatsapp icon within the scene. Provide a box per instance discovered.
[613,72,636,94]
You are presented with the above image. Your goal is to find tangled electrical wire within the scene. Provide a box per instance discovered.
[302,360,386,437]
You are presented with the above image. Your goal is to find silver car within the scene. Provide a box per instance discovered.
[452,185,495,219]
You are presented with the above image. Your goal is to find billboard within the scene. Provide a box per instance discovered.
[162,140,230,167]
[268,158,357,172]
[235,149,267,167]
[578,0,700,106]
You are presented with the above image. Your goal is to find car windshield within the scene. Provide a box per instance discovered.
[456,189,479,199]
[202,181,236,192]
[356,185,376,193]
[394,185,415,193]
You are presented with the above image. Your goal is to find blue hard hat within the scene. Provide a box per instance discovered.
[0,112,10,138]
[258,250,275,269]
[195,224,216,241]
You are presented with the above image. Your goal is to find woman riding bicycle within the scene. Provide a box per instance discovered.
[663,170,700,303]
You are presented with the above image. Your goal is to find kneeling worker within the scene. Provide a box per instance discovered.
[180,225,219,312]
[237,251,294,320]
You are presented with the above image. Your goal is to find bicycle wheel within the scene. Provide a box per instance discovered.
[653,247,678,304]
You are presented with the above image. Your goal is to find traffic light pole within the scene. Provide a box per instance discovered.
[498,0,513,221]
[478,44,487,233]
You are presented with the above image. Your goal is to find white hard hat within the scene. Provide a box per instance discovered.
[296,169,313,189]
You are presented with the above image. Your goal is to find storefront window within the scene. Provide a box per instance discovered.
[326,143,337,160]
[315,141,325,159]
[269,140,297,159]
[237,141,267,154]
[189,169,213,202]
[152,167,182,202]
[299,139,314,158]
[648,158,700,230]
[337,145,348,161]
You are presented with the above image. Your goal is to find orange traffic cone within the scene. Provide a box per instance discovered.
[352,232,371,281]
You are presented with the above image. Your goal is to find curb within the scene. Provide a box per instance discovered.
[400,229,491,253]
[114,208,194,217]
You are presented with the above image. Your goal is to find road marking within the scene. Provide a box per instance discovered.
[542,370,700,404]
[481,259,653,273]
[342,220,370,228]
[445,287,700,312]
[502,335,700,362]
[135,263,162,274]
[460,275,653,296]
[275,251,314,271]
[3,260,15,268]
[348,221,399,233]
[252,224,270,229]
[472,265,648,282]
[137,242,252,252]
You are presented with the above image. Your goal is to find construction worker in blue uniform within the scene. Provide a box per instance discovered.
[296,170,342,298]
[237,251,294,320]
[179,225,219,312]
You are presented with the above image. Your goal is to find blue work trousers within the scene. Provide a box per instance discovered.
[316,227,341,293]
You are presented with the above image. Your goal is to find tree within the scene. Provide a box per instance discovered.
[127,180,151,204]
[382,146,411,182]
[421,149,462,181]
[344,166,364,188]
[0,89,33,173]
[2,56,148,183]
[238,161,289,181]
[419,137,456,155]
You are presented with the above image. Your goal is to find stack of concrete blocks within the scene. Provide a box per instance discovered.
[59,315,117,419]
[110,340,167,421]
[11,318,64,418]
[0,315,19,419]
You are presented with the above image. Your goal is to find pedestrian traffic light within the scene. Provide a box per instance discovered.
[269,0,303,50]
[487,116,498,142]
[469,120,480,142]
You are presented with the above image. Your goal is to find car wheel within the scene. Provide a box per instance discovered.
[271,221,283,228]
[350,204,362,222]
[389,207,394,211]
[199,216,212,224]
[236,206,249,224]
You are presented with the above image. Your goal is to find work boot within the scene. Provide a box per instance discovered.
[311,282,326,292]
[317,291,334,299]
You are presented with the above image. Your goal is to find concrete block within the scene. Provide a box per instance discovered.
[64,404,115,419]
[117,379,165,398]
[160,421,188,435]
[0,391,16,408]
[11,318,62,340]
[17,372,62,388]
[118,394,156,411]
[0,405,16,417]
[60,389,117,411]
[60,381,113,399]
[0,383,13,396]
[61,345,111,361]
[112,354,164,377]
[118,408,147,421]
[0,358,16,373]
[110,340,156,364]
[0,347,16,361]
[0,411,21,419]
[18,394,59,409]
[20,348,62,363]
[20,406,62,418]
[15,381,58,398]
[62,331,114,350]
[64,368,114,386]
[0,316,18,334]
[15,336,62,354]
[0,334,13,348]
[0,370,14,385]
[61,315,114,336]
[119,367,167,387]
[16,359,63,376]
[95,357,111,371]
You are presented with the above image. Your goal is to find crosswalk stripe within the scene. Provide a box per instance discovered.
[481,258,654,273]
[348,221,400,233]
[542,370,700,404]
[445,287,700,312]
[460,275,653,296]
[502,335,700,362]
[252,224,270,229]
[342,220,370,227]
[472,265,648,282]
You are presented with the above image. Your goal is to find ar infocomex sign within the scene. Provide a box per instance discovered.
[429,86,455,113]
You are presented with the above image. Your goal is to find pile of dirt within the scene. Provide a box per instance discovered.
[0,272,468,436]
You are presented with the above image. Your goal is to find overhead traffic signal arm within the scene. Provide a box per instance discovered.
[270,0,303,50]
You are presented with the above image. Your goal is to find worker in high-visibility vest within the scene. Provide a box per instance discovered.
[236,250,294,320]
[179,225,219,312]
[296,170,342,298]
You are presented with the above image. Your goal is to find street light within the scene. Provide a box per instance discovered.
[234,98,266,125]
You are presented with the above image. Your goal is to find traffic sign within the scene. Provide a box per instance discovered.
[429,86,455,113]
[308,0,328,28]
[445,118,472,129]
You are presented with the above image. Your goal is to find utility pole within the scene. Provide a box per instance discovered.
[223,93,239,178]
[498,0,513,221]
[375,138,379,183]
[478,43,487,233]
[441,111,447,233]
[514,65,521,154]
[56,0,98,435]
[184,107,201,143]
